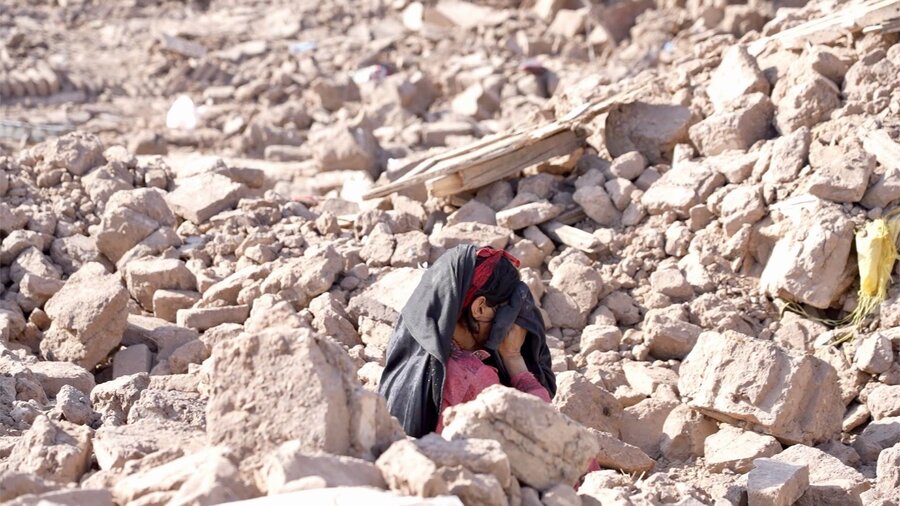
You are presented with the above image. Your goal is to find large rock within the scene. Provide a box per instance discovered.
[124,258,196,311]
[747,458,809,506]
[27,361,94,397]
[259,246,343,309]
[641,160,724,218]
[853,416,900,463]
[90,372,150,427]
[30,132,105,176]
[92,418,204,471]
[867,384,900,420]
[704,425,782,473]
[376,438,510,504]
[40,262,129,369]
[111,446,253,506]
[261,440,387,494]
[759,198,854,309]
[122,314,198,362]
[206,328,403,476]
[659,404,718,461]
[441,385,599,491]
[807,142,874,204]
[774,73,841,135]
[643,306,703,360]
[541,261,603,329]
[166,172,246,224]
[678,331,843,445]
[772,444,870,505]
[689,93,773,157]
[605,102,694,164]
[877,442,900,497]
[552,371,622,438]
[707,46,770,112]
[95,188,178,263]
[311,121,381,173]
[1,415,92,483]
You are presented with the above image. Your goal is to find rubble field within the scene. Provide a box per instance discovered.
[1,0,900,504]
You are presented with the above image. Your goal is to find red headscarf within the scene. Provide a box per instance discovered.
[461,247,521,310]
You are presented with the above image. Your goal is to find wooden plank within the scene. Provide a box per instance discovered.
[428,130,582,197]
[748,0,900,55]
[363,86,647,200]
[540,221,605,255]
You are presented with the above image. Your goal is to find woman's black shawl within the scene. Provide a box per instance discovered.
[378,244,556,438]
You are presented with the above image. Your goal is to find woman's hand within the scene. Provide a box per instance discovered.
[499,324,528,376]
[498,323,526,358]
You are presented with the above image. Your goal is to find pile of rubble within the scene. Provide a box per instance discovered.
[2,0,900,504]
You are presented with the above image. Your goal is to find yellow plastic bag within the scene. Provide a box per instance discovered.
[783,211,900,345]
[833,211,900,344]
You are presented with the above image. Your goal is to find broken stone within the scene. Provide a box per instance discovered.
[759,198,854,309]
[579,325,622,355]
[92,418,202,471]
[618,397,678,458]
[609,151,647,180]
[95,188,177,263]
[807,143,874,204]
[261,440,386,494]
[52,384,93,426]
[689,93,774,157]
[496,201,560,230]
[447,199,497,226]
[442,385,599,490]
[431,222,511,252]
[679,331,843,445]
[553,371,622,437]
[747,458,809,506]
[707,46,770,112]
[763,127,811,184]
[643,307,702,360]
[40,262,128,369]
[90,372,150,427]
[153,289,201,322]
[705,425,782,473]
[867,384,900,421]
[111,446,252,505]
[720,184,767,236]
[206,328,403,474]
[660,404,718,461]
[542,262,603,329]
[27,360,94,397]
[622,361,679,397]
[772,444,870,505]
[573,186,620,227]
[124,258,196,311]
[123,314,198,361]
[451,82,500,120]
[310,292,361,348]
[641,160,725,218]
[876,442,900,496]
[176,305,250,331]
[855,332,894,375]
[606,102,694,164]
[166,172,246,224]
[854,416,900,464]
[774,73,841,135]
[2,415,92,483]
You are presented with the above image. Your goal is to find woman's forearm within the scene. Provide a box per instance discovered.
[501,352,528,377]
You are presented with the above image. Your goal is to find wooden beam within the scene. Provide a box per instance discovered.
[427,130,582,197]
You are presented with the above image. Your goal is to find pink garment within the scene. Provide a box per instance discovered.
[435,346,551,433]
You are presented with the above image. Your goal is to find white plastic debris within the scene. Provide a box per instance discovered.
[166,95,198,130]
